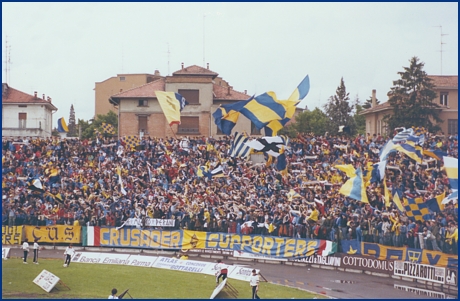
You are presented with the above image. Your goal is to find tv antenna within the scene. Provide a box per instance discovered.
[4,35,12,84]
[434,25,447,75]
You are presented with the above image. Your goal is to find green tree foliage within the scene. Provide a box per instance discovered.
[353,96,366,135]
[324,77,356,135]
[362,95,380,109]
[80,111,118,139]
[294,107,328,135]
[279,107,329,137]
[67,104,78,137]
[384,56,441,132]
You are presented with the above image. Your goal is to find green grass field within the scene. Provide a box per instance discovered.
[2,258,325,299]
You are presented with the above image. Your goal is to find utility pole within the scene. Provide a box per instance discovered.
[434,25,447,75]
[203,14,206,68]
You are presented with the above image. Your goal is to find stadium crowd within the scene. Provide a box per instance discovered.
[2,130,458,255]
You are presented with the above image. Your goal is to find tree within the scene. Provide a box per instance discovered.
[67,104,78,137]
[80,111,118,139]
[384,56,441,132]
[362,95,380,109]
[353,96,366,135]
[324,77,356,135]
[294,107,328,135]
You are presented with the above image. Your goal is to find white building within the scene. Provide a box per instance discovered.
[2,83,58,138]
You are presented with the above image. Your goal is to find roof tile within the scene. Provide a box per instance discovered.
[172,65,219,77]
[2,84,57,110]
[428,75,458,88]
[110,78,166,98]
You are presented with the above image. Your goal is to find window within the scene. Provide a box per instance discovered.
[251,122,261,135]
[448,119,458,135]
[18,105,27,108]
[138,116,148,135]
[178,117,200,134]
[19,113,27,129]
[440,92,448,106]
[119,76,126,81]
[138,99,148,107]
[178,89,199,105]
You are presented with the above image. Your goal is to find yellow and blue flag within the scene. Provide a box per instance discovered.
[404,197,430,222]
[123,135,140,151]
[264,75,310,136]
[425,192,446,213]
[443,156,458,190]
[213,96,253,135]
[229,132,252,159]
[286,189,302,202]
[392,142,423,163]
[155,91,188,126]
[213,75,309,136]
[57,117,69,133]
[336,165,369,203]
[392,188,406,212]
[341,239,361,255]
[101,123,116,135]
[276,146,288,176]
[423,149,448,161]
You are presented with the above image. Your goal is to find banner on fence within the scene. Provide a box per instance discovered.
[71,252,131,265]
[339,254,393,273]
[393,284,446,298]
[121,218,175,228]
[445,269,458,286]
[186,248,233,256]
[126,255,159,268]
[152,256,212,273]
[341,240,457,268]
[24,225,81,243]
[394,261,446,284]
[95,228,337,259]
[288,255,340,266]
[233,250,288,262]
[2,248,10,259]
[2,226,23,244]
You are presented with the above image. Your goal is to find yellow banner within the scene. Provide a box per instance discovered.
[361,242,457,268]
[2,226,23,244]
[97,228,336,259]
[24,225,81,243]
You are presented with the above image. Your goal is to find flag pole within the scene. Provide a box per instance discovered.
[169,124,178,140]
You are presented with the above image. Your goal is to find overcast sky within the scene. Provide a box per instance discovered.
[2,2,458,122]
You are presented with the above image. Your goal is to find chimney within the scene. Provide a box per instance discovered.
[42,94,45,100]
[181,62,184,70]
[371,89,376,107]
[227,86,231,95]
[244,90,247,95]
[154,69,160,76]
[34,91,37,98]
[47,96,50,102]
[207,63,209,70]
[49,97,52,103]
